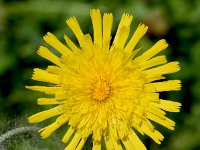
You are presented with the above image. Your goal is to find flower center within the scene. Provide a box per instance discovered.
[91,79,111,101]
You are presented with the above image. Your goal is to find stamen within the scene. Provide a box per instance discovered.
[91,78,112,101]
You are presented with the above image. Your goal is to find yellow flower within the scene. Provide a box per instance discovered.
[27,9,181,150]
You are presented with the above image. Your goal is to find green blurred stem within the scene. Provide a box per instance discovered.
[0,126,38,145]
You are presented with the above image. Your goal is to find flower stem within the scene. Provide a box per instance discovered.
[0,126,38,146]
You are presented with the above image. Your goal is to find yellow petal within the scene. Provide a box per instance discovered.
[37,46,63,67]
[146,105,166,120]
[103,13,113,51]
[151,99,181,112]
[145,80,181,92]
[82,34,94,56]
[141,124,164,144]
[128,130,147,150]
[105,136,122,150]
[46,66,67,74]
[92,142,101,150]
[124,24,148,53]
[43,32,72,56]
[28,105,63,123]
[62,126,75,143]
[122,138,133,150]
[25,86,62,94]
[93,128,102,142]
[64,133,82,150]
[64,34,80,52]
[139,55,167,70]
[114,26,130,49]
[32,68,60,84]
[147,113,175,130]
[124,47,142,64]
[135,39,168,63]
[113,13,133,49]
[66,17,85,47]
[144,61,180,77]
[37,98,64,105]
[39,114,68,138]
[90,9,102,48]
[75,138,86,150]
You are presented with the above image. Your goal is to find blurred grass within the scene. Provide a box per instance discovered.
[0,0,200,149]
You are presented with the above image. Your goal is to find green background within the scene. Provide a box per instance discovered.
[0,0,200,149]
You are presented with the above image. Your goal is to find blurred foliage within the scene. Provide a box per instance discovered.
[0,0,200,149]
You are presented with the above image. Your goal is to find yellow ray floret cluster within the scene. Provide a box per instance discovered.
[27,9,181,150]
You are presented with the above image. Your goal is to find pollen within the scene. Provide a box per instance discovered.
[91,78,112,101]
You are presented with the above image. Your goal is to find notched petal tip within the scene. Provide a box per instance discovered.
[66,16,77,25]
[103,12,112,16]
[176,80,182,90]
[90,8,101,14]
[122,12,133,19]
[43,32,52,41]
[138,23,148,31]
[159,39,168,48]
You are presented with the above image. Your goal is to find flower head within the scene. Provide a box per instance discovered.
[27,9,181,150]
